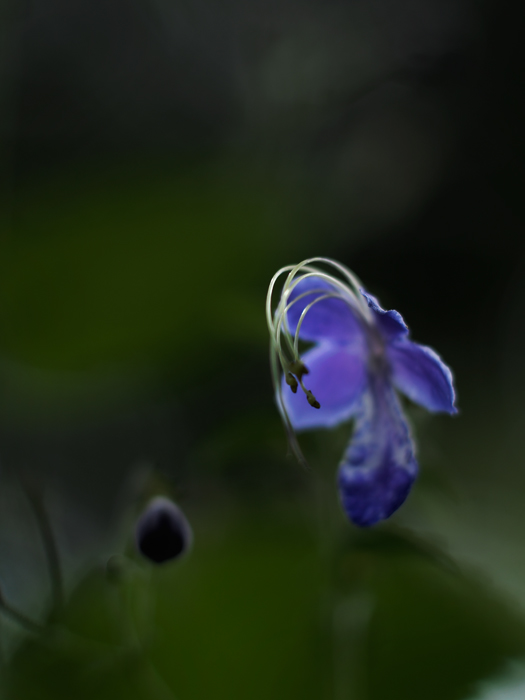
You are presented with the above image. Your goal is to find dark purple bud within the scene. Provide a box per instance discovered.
[135,497,193,564]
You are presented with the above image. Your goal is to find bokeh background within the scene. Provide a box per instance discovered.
[2,0,525,698]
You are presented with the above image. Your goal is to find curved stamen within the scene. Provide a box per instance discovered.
[268,260,373,384]
[293,292,357,357]
[273,272,369,364]
[273,287,339,373]
[280,258,372,321]
[266,257,375,466]
[270,340,309,468]
[266,258,370,342]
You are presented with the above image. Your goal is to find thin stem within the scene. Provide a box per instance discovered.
[311,437,371,700]
[0,588,44,635]
[22,479,64,612]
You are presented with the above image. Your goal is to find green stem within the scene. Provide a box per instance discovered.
[22,479,64,612]
[0,589,44,635]
[312,433,370,700]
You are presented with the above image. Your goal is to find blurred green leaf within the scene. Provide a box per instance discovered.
[147,520,327,700]
[337,528,525,700]
[6,514,525,700]
[5,514,327,700]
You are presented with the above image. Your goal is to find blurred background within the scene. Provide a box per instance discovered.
[1,0,525,698]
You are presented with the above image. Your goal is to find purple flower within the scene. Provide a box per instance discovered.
[266,258,457,527]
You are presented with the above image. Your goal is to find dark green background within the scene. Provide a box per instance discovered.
[1,0,525,697]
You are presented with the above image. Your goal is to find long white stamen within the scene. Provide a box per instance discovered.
[281,258,372,320]
[294,293,345,356]
[266,257,375,466]
[273,274,362,363]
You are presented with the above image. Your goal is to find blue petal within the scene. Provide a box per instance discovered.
[338,380,418,527]
[281,343,367,431]
[285,276,364,345]
[388,339,457,414]
[361,290,408,339]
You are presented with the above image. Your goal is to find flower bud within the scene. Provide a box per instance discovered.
[135,497,193,564]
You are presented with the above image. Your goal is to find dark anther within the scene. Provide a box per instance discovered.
[285,372,298,393]
[306,391,321,409]
[289,360,309,381]
[135,497,193,564]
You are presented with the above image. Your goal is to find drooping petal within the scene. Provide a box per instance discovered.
[284,276,364,345]
[338,378,418,527]
[387,339,457,414]
[361,290,408,340]
[281,343,367,431]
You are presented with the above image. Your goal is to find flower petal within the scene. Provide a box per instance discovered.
[361,290,408,339]
[338,380,418,527]
[281,343,367,430]
[388,339,457,414]
[285,276,364,344]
